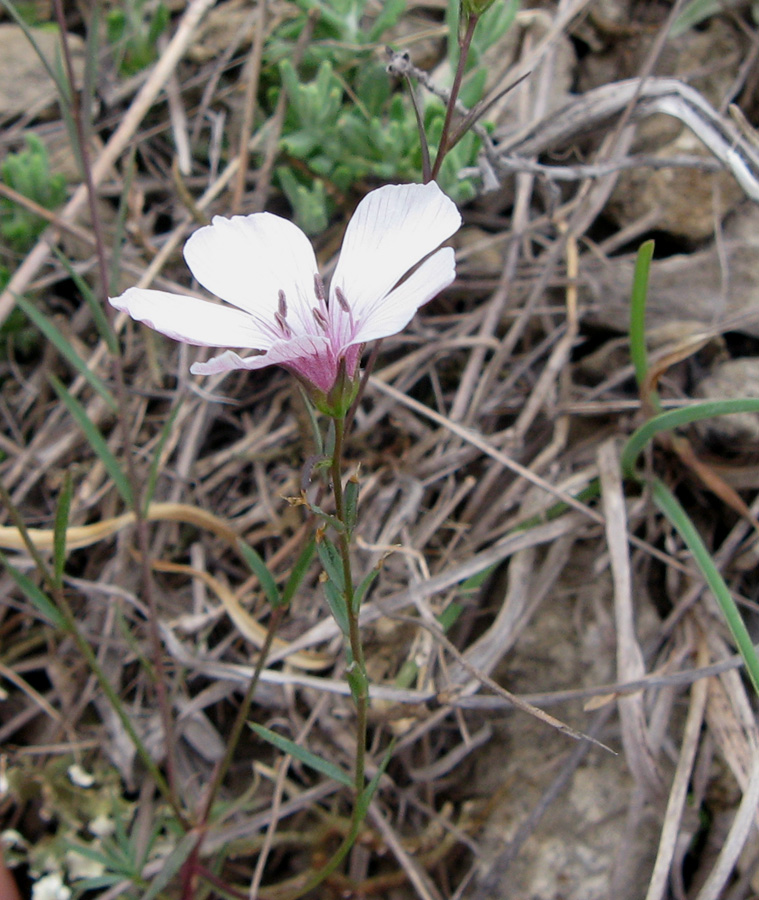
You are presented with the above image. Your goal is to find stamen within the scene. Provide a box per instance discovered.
[314,274,326,303]
[335,286,351,313]
[312,307,329,331]
[278,289,287,318]
[275,311,291,337]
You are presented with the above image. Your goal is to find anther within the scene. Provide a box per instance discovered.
[335,286,351,313]
[278,289,287,318]
[312,307,329,330]
[314,274,326,303]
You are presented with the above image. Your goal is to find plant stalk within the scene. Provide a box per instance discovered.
[429,11,479,182]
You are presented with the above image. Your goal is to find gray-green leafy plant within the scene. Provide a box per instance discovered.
[0,133,66,253]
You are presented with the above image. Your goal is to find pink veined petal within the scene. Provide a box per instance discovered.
[183,213,320,334]
[109,287,275,349]
[191,335,339,393]
[328,182,461,345]
[264,334,338,392]
[345,248,456,346]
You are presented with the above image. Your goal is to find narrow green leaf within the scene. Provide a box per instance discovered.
[316,537,345,592]
[652,477,759,696]
[281,538,316,605]
[356,738,397,820]
[53,471,73,588]
[73,876,124,891]
[49,374,133,506]
[323,578,350,636]
[670,0,722,37]
[141,832,198,900]
[629,239,655,400]
[0,549,66,628]
[297,386,324,455]
[352,566,378,613]
[344,475,359,532]
[250,723,354,788]
[236,539,281,607]
[52,248,119,356]
[621,399,759,478]
[17,295,118,411]
[307,500,346,532]
[437,600,464,632]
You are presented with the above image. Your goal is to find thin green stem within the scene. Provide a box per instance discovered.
[429,12,479,183]
[330,417,367,794]
[279,416,370,900]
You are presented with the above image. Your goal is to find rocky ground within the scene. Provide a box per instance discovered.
[2,1,759,898]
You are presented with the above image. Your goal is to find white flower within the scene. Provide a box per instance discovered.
[32,873,70,900]
[110,182,461,395]
[66,764,94,788]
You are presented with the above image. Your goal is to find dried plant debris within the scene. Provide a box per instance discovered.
[2,1,759,898]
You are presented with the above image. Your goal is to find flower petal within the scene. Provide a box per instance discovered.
[191,335,338,392]
[110,287,273,349]
[191,350,272,376]
[346,247,456,346]
[183,213,320,334]
[329,182,461,342]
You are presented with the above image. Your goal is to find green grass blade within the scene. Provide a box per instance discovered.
[49,374,133,506]
[236,539,281,607]
[356,737,396,819]
[250,722,354,788]
[620,398,759,478]
[0,549,66,628]
[16,294,118,411]
[53,471,73,589]
[670,0,722,37]
[651,477,759,696]
[52,248,119,355]
[629,239,655,397]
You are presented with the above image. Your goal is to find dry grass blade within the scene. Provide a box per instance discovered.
[598,439,663,795]
[644,640,709,900]
[0,0,217,324]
